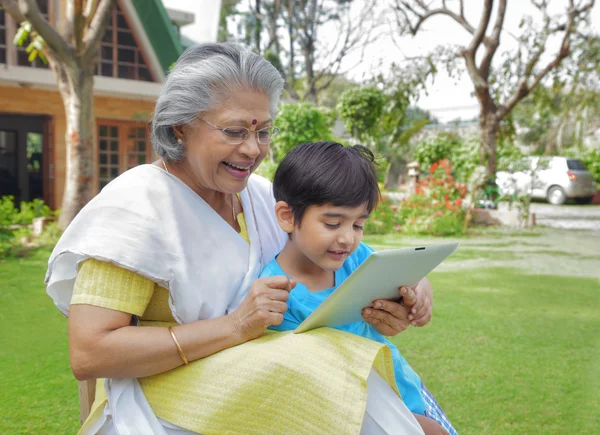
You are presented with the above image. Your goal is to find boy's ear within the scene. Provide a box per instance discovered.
[275,201,295,233]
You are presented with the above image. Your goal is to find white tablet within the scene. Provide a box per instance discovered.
[294,242,459,333]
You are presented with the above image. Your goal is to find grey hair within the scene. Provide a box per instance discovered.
[151,43,285,161]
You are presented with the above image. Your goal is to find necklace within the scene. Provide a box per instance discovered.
[231,193,237,226]
[162,159,169,174]
[246,187,264,271]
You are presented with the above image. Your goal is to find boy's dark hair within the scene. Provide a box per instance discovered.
[273,141,380,223]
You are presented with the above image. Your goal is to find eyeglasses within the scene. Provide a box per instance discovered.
[199,118,280,146]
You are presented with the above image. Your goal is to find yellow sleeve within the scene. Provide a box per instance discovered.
[71,259,155,317]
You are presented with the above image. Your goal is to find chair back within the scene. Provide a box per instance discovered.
[78,379,96,425]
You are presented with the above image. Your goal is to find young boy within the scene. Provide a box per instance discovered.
[261,142,457,435]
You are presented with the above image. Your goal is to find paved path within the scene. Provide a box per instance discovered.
[530,203,600,232]
[369,228,600,279]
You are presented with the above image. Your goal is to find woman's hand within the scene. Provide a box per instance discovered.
[229,276,295,341]
[362,277,434,336]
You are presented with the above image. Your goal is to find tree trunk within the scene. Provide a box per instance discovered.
[267,0,281,54]
[57,65,96,228]
[303,44,317,104]
[285,0,299,100]
[385,154,406,190]
[479,111,499,178]
[253,0,262,54]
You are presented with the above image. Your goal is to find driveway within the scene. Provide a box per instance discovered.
[369,227,600,279]
[530,202,600,232]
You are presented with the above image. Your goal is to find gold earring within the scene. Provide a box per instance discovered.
[177,138,183,144]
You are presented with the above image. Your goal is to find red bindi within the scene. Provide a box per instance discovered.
[251,119,257,125]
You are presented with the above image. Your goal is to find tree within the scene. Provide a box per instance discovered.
[218,0,243,42]
[512,36,600,154]
[271,103,334,161]
[393,0,596,176]
[404,106,439,126]
[1,0,115,227]
[337,81,431,186]
[337,86,387,144]
[317,75,358,108]
[227,0,378,104]
[288,0,378,103]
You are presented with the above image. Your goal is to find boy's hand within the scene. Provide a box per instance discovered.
[363,278,434,335]
[362,299,411,336]
[408,278,433,327]
[399,285,417,308]
[229,276,295,342]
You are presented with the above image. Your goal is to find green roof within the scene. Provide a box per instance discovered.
[130,0,184,74]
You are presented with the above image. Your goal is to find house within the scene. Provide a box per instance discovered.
[0,0,217,209]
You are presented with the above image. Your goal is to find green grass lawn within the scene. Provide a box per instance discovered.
[1,231,599,434]
[392,268,600,434]
[0,249,80,434]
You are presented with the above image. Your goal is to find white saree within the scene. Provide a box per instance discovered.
[45,165,423,435]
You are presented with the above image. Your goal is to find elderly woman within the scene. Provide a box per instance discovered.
[46,43,439,435]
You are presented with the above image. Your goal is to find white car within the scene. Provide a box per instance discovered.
[496,156,597,205]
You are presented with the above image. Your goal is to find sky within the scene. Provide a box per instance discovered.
[162,0,222,44]
[340,0,600,122]
[162,0,599,123]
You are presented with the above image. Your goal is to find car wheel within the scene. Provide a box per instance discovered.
[574,196,594,205]
[547,186,567,205]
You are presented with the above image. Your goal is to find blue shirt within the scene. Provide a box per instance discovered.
[261,242,426,415]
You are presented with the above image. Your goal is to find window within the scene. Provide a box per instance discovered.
[97,4,153,82]
[98,125,120,189]
[126,126,149,169]
[0,130,19,199]
[15,0,49,69]
[567,159,587,171]
[98,121,152,189]
[0,9,6,64]
[27,132,44,200]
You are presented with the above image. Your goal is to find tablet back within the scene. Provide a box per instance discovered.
[294,242,459,333]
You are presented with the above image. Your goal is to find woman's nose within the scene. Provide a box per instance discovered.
[240,133,261,158]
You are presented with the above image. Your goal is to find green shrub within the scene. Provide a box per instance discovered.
[271,103,333,161]
[413,133,460,169]
[581,147,600,183]
[364,197,398,235]
[413,133,523,183]
[397,159,467,236]
[0,197,59,258]
[0,229,14,257]
[337,86,386,142]
[0,197,17,227]
[36,222,63,248]
[254,158,279,182]
[0,221,62,259]
[497,139,524,172]
[0,227,32,258]
[0,196,55,226]
[365,160,468,236]
[451,137,480,182]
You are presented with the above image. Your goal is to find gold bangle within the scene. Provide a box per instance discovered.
[168,326,189,365]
